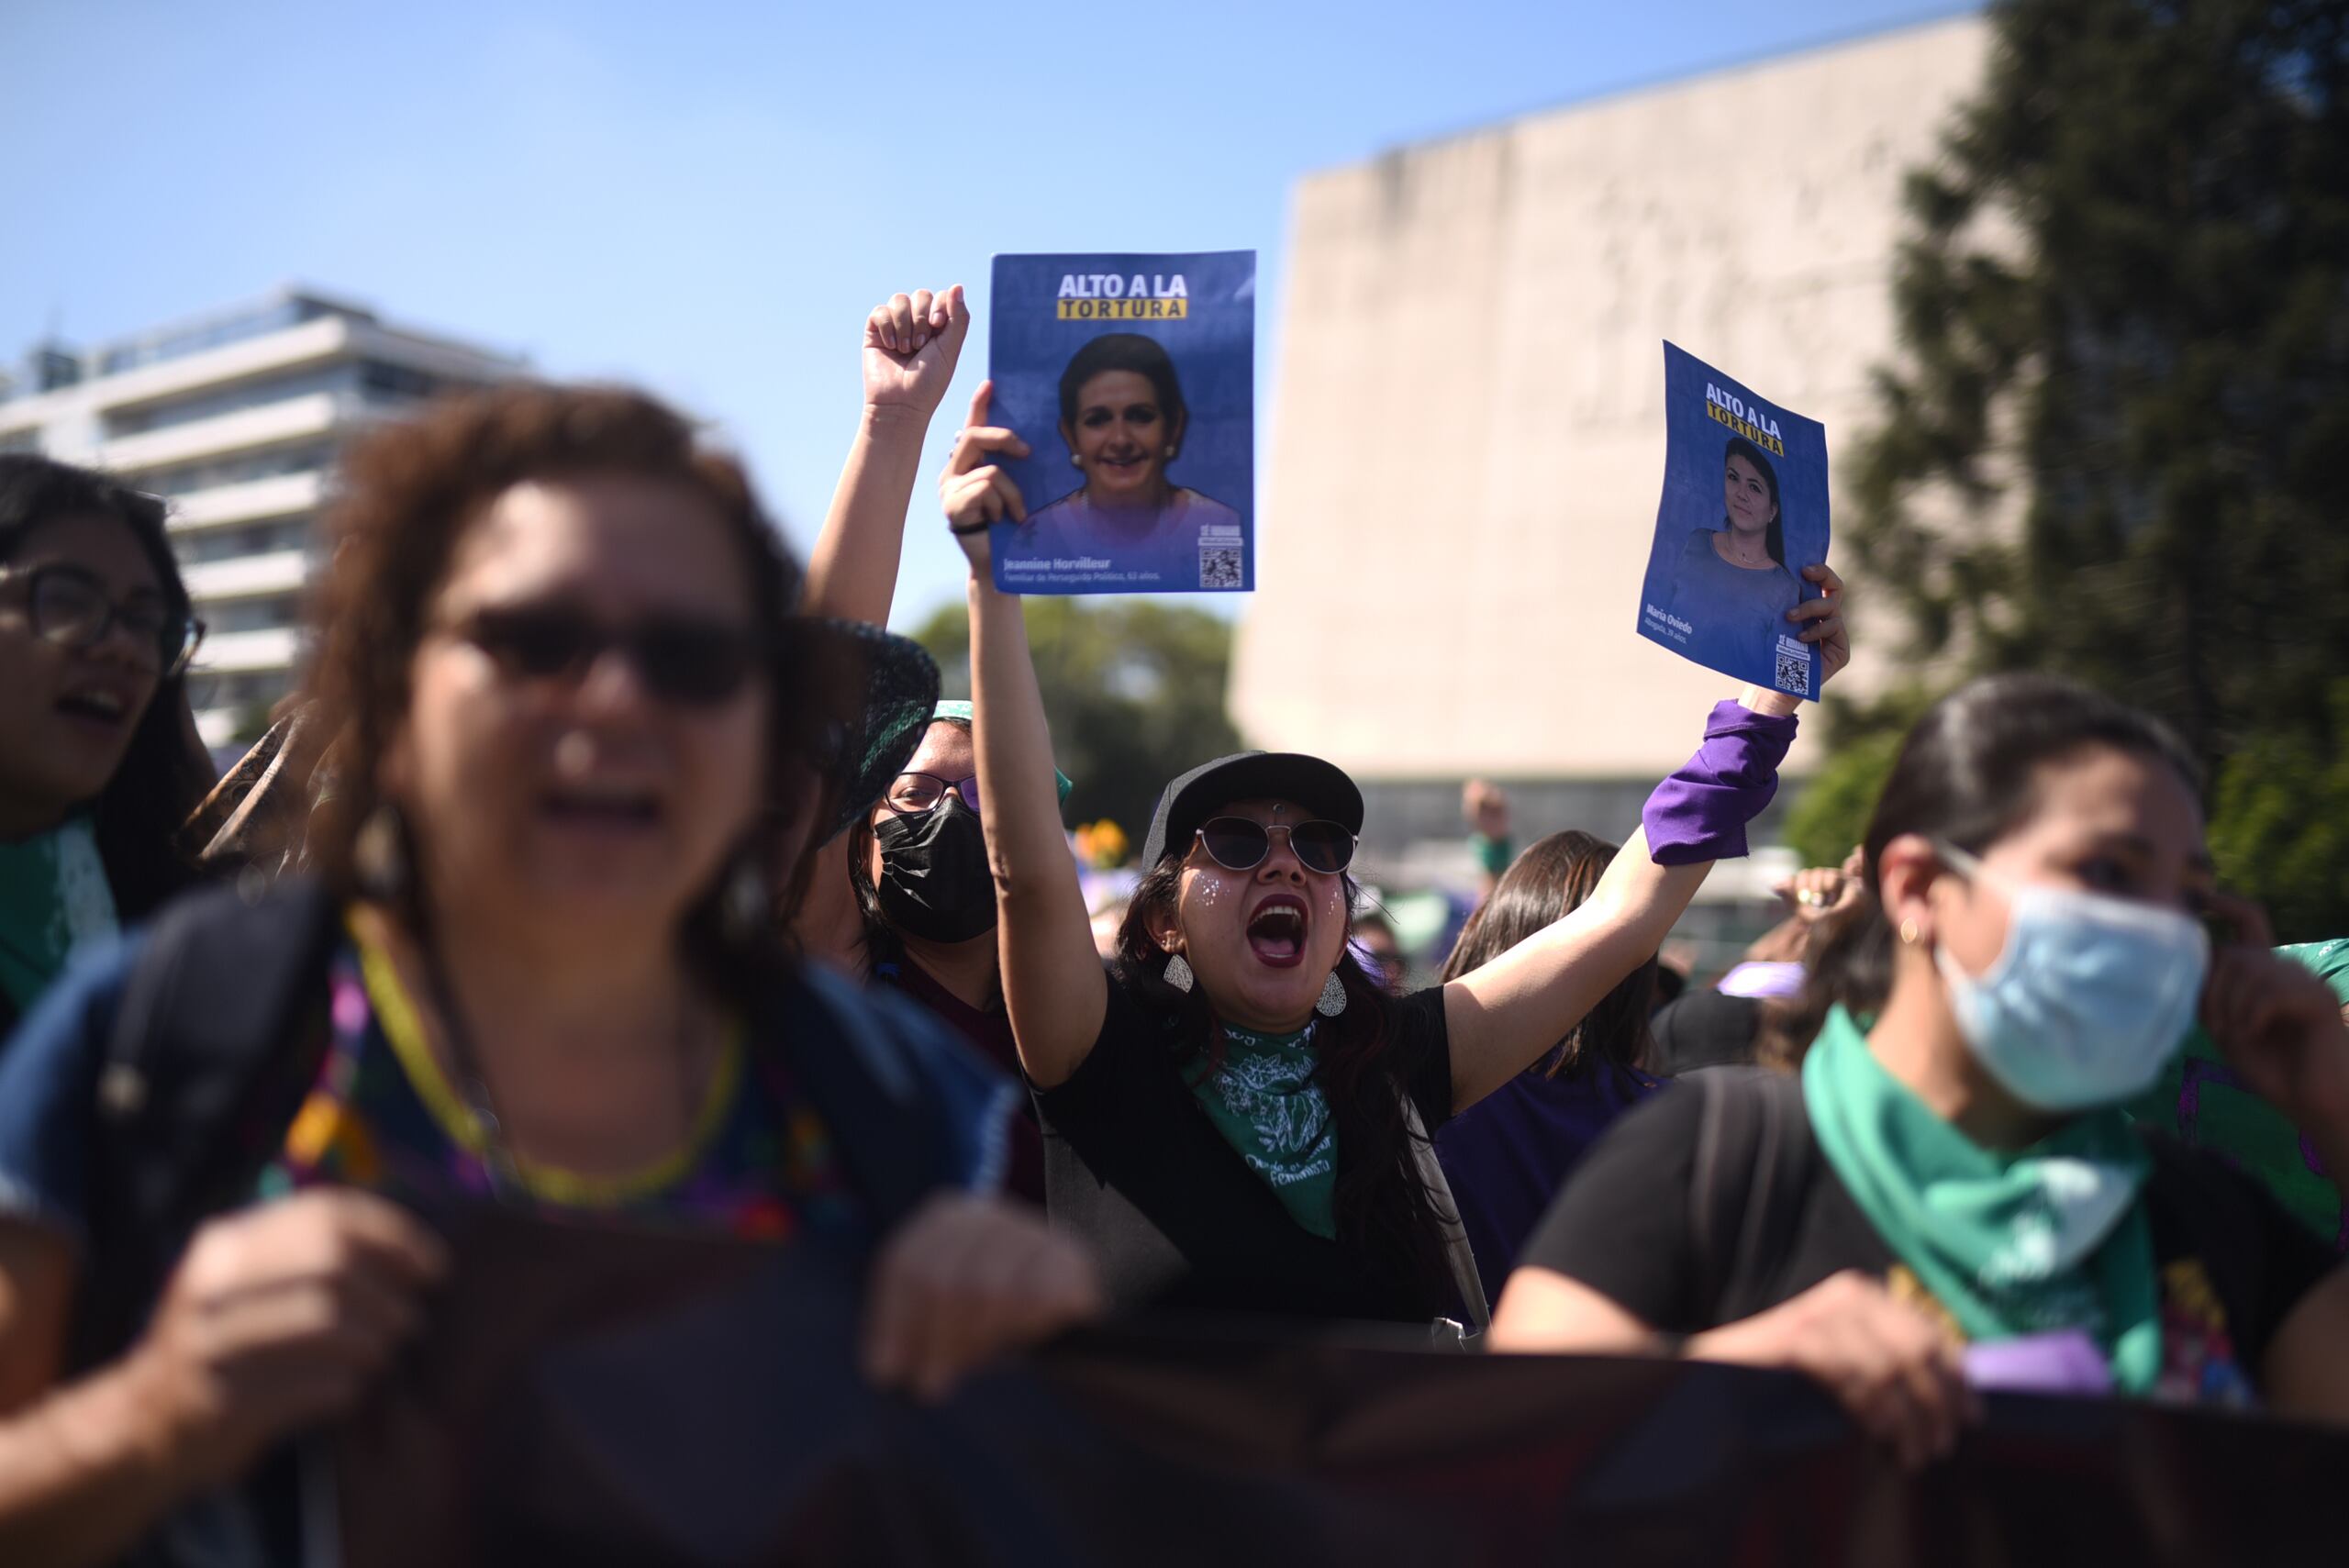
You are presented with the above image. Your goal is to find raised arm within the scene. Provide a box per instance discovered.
[1442,820,1714,1109]
[941,384,1107,1087]
[1445,561,1847,1111]
[791,287,968,971]
[800,285,969,626]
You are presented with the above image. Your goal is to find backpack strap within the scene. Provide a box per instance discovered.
[1402,1093,1490,1331]
[74,879,340,1370]
[1686,1064,1813,1329]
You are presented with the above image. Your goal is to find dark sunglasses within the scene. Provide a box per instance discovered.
[882,772,982,817]
[454,603,760,706]
[0,563,203,678]
[1193,817,1357,876]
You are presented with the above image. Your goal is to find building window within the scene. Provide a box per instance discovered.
[199,594,302,636]
[131,441,336,496]
[176,518,313,564]
[106,364,352,439]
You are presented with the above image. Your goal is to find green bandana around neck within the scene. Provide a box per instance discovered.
[1801,1006,2163,1392]
[0,816,117,1016]
[1187,1020,1338,1240]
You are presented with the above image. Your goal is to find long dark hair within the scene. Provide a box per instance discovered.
[1115,856,1450,1309]
[1438,829,1654,1079]
[0,455,208,918]
[1763,673,2203,1065]
[1058,333,1189,458]
[1723,435,1786,569]
[293,384,840,996]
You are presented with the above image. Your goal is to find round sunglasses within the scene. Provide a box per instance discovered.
[1193,817,1357,877]
[452,602,759,706]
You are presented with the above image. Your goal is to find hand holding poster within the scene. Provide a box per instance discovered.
[987,251,1254,595]
[1637,343,1831,699]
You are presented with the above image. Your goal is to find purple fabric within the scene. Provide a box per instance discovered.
[1963,1330,2114,1396]
[1435,1059,1664,1304]
[1717,962,1808,1000]
[1642,699,1799,866]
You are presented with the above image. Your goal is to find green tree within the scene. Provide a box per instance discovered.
[1784,684,1943,869]
[908,598,1241,851]
[1833,0,2349,935]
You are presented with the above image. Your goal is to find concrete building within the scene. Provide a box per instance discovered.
[0,288,524,747]
[1233,13,1999,904]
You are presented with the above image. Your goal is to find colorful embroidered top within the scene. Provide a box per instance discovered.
[262,927,861,1246]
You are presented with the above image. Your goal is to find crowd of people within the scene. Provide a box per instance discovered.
[0,284,2343,1563]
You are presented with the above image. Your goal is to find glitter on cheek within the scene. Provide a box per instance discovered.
[1196,877,1223,909]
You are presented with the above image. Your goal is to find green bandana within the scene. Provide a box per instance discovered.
[0,817,117,1017]
[1188,1021,1338,1239]
[1802,1006,2163,1392]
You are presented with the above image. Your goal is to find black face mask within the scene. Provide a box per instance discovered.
[872,795,998,944]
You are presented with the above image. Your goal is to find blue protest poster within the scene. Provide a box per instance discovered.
[1636,343,1831,700]
[987,251,1254,595]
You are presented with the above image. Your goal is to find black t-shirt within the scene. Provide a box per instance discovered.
[1645,989,1765,1075]
[1034,974,1454,1323]
[1520,1073,2341,1402]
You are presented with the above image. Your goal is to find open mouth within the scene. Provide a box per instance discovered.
[1245,894,1308,968]
[54,689,133,729]
[539,786,662,832]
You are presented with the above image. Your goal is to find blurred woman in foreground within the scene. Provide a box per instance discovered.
[0,385,1097,1567]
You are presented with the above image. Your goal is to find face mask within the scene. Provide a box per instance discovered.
[1930,841,2208,1113]
[873,795,997,944]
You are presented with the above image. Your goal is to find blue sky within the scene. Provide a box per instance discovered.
[1,0,1963,630]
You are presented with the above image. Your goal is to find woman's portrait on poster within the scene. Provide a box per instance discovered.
[1017,333,1240,564]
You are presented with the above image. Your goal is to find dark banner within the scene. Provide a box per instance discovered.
[338,1208,2349,1566]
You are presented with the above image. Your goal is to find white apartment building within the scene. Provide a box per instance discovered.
[0,288,525,748]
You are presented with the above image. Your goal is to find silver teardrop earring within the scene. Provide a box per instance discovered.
[721,855,773,946]
[1070,453,1084,469]
[1316,970,1348,1018]
[1163,952,1194,994]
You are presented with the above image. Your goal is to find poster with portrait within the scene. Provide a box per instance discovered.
[1635,343,1831,699]
[986,250,1254,595]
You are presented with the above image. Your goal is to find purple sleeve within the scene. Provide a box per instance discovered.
[1641,700,1798,866]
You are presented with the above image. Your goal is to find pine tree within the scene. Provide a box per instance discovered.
[1840,0,2349,934]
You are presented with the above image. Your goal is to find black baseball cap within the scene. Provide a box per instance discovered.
[1141,751,1365,868]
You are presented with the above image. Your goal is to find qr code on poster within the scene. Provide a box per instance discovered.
[1774,639,1811,695]
[1199,545,1243,589]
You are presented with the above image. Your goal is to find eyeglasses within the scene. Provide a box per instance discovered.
[883,772,982,817]
[452,603,760,706]
[1193,817,1357,876]
[0,563,203,679]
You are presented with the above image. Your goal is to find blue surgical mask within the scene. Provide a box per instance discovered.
[1930,841,2209,1113]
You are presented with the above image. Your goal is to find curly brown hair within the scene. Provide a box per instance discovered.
[291,384,840,981]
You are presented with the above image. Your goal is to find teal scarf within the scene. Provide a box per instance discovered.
[1188,1022,1338,1239]
[0,816,117,1017]
[1802,1006,2162,1392]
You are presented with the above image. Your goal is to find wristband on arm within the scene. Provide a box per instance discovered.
[1641,699,1798,866]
